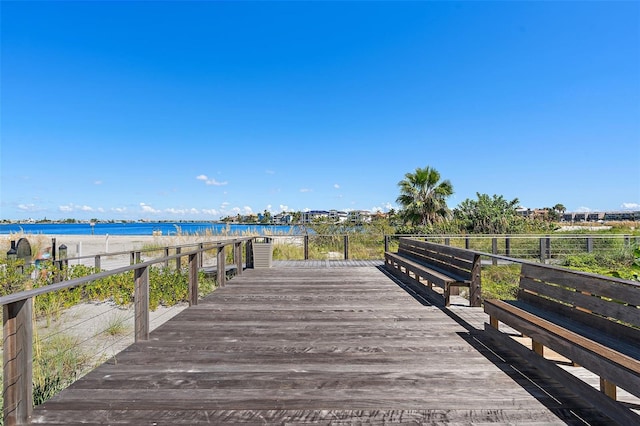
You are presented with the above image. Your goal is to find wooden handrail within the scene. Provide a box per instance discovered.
[1,236,253,426]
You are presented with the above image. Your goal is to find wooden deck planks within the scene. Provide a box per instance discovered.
[32,266,612,424]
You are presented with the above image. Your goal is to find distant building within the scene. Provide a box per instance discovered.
[347,210,372,224]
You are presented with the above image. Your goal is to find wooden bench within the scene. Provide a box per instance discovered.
[384,238,481,307]
[484,262,640,424]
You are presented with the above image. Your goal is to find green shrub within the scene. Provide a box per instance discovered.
[481,264,521,300]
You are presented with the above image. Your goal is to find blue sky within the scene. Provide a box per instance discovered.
[1,1,639,221]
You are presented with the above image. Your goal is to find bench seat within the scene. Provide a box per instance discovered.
[484,262,640,424]
[384,238,481,307]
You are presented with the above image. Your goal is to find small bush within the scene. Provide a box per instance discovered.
[481,264,521,300]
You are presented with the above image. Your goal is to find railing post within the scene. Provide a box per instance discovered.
[217,246,226,287]
[134,265,149,342]
[175,247,182,271]
[492,238,498,266]
[130,251,135,265]
[546,235,551,260]
[539,238,545,263]
[469,254,482,307]
[343,235,349,260]
[188,253,198,306]
[465,235,470,250]
[94,255,101,271]
[245,240,254,269]
[586,236,593,253]
[444,237,450,246]
[304,235,309,260]
[3,298,33,425]
[384,235,389,252]
[234,242,243,275]
[199,243,204,267]
[505,235,511,257]
[164,247,170,269]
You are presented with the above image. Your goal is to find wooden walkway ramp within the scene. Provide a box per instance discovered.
[33,266,612,425]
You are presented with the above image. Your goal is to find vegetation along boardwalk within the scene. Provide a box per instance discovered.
[32,265,616,424]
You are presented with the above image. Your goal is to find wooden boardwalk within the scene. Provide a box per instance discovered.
[32,265,614,425]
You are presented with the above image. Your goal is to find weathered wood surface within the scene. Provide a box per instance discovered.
[33,266,611,424]
[484,262,640,424]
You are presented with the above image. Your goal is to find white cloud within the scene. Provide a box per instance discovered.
[334,184,340,189]
[94,180,103,185]
[243,206,253,214]
[140,203,160,214]
[300,188,312,193]
[59,205,74,212]
[621,202,640,210]
[265,170,275,175]
[279,204,289,212]
[79,205,94,212]
[201,208,219,215]
[575,206,593,213]
[111,207,127,213]
[196,174,228,186]
[17,203,39,212]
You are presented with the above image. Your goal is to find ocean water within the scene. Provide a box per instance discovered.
[0,222,303,236]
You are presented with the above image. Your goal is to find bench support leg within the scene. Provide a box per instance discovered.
[600,378,617,400]
[532,340,544,356]
[489,316,499,330]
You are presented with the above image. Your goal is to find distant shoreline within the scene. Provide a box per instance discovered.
[0,221,303,236]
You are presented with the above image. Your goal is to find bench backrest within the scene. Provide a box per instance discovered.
[398,238,477,281]
[519,263,640,343]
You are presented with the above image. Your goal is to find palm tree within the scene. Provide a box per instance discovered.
[396,166,454,226]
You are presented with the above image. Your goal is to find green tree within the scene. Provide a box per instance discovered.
[454,193,523,234]
[396,166,454,227]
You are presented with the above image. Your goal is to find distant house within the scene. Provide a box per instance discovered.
[301,210,330,223]
[273,213,292,224]
[347,210,372,224]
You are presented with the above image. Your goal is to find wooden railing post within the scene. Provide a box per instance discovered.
[164,247,170,269]
[188,253,198,306]
[469,254,482,307]
[444,237,450,246]
[384,235,389,253]
[465,235,470,250]
[304,235,309,260]
[217,246,226,287]
[245,240,254,269]
[134,266,149,342]
[343,235,349,260]
[234,242,243,275]
[175,247,182,271]
[94,255,101,271]
[505,236,511,257]
[492,238,498,266]
[3,298,33,425]
[539,238,545,263]
[199,243,204,267]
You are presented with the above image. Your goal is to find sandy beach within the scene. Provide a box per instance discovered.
[1,233,243,260]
